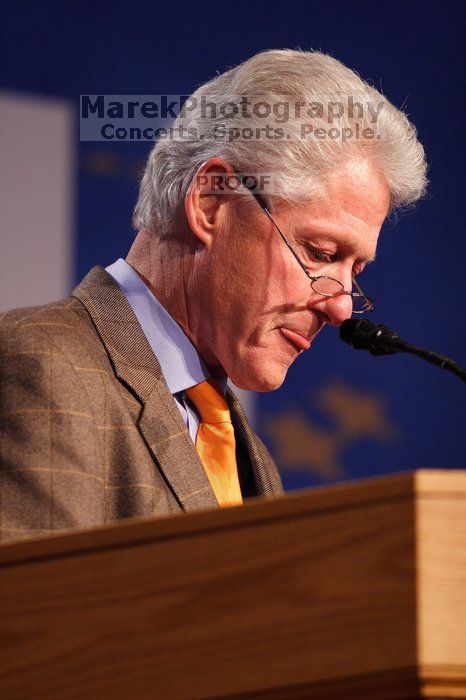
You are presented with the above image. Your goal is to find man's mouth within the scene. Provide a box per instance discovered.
[279,327,312,351]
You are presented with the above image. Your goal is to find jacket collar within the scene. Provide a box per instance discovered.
[72,266,162,402]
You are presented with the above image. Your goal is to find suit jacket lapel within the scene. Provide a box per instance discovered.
[139,381,218,510]
[72,266,218,512]
[227,387,283,499]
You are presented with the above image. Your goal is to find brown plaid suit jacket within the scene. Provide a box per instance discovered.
[0,266,283,542]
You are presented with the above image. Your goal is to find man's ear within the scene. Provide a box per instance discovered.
[185,158,237,246]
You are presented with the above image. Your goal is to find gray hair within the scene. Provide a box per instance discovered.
[133,49,428,233]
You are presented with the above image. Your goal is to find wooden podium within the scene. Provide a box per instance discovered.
[1,469,465,699]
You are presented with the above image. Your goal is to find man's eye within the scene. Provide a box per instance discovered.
[306,246,333,264]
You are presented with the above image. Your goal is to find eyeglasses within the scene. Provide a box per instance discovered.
[248,191,374,314]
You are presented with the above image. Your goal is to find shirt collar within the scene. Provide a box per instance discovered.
[105,258,227,395]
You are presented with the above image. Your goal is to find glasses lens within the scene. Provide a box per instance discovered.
[311,276,344,296]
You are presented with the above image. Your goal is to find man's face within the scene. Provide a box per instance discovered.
[190,159,391,391]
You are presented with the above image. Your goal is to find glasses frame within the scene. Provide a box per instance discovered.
[249,191,374,314]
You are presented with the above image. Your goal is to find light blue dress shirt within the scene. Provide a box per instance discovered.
[106,258,226,443]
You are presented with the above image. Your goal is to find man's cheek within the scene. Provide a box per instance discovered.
[281,272,304,298]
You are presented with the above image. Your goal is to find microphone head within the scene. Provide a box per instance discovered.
[340,318,404,356]
[339,318,375,350]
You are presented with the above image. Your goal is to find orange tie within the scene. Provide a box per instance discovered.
[185,379,243,507]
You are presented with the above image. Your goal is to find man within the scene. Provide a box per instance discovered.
[0,49,427,541]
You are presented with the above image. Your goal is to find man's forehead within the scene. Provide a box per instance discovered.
[329,162,390,221]
[288,172,389,257]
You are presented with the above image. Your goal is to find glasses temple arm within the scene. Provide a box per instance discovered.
[255,199,312,277]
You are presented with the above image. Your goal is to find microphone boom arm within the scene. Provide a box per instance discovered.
[340,319,466,383]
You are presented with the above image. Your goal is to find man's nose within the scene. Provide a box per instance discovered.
[308,289,353,326]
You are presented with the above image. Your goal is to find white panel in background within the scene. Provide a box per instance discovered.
[0,92,73,311]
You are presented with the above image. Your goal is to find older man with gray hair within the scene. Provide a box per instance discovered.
[0,49,427,541]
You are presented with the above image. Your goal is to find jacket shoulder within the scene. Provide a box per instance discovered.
[1,296,92,331]
[0,296,107,366]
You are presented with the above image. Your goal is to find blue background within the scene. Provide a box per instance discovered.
[1,0,465,488]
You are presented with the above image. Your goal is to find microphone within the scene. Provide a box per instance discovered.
[340,318,466,383]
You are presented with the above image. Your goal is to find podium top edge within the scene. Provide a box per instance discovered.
[1,468,465,567]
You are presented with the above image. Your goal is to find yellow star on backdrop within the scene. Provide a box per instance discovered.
[263,379,398,481]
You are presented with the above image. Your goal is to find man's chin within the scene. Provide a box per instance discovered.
[228,362,288,393]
